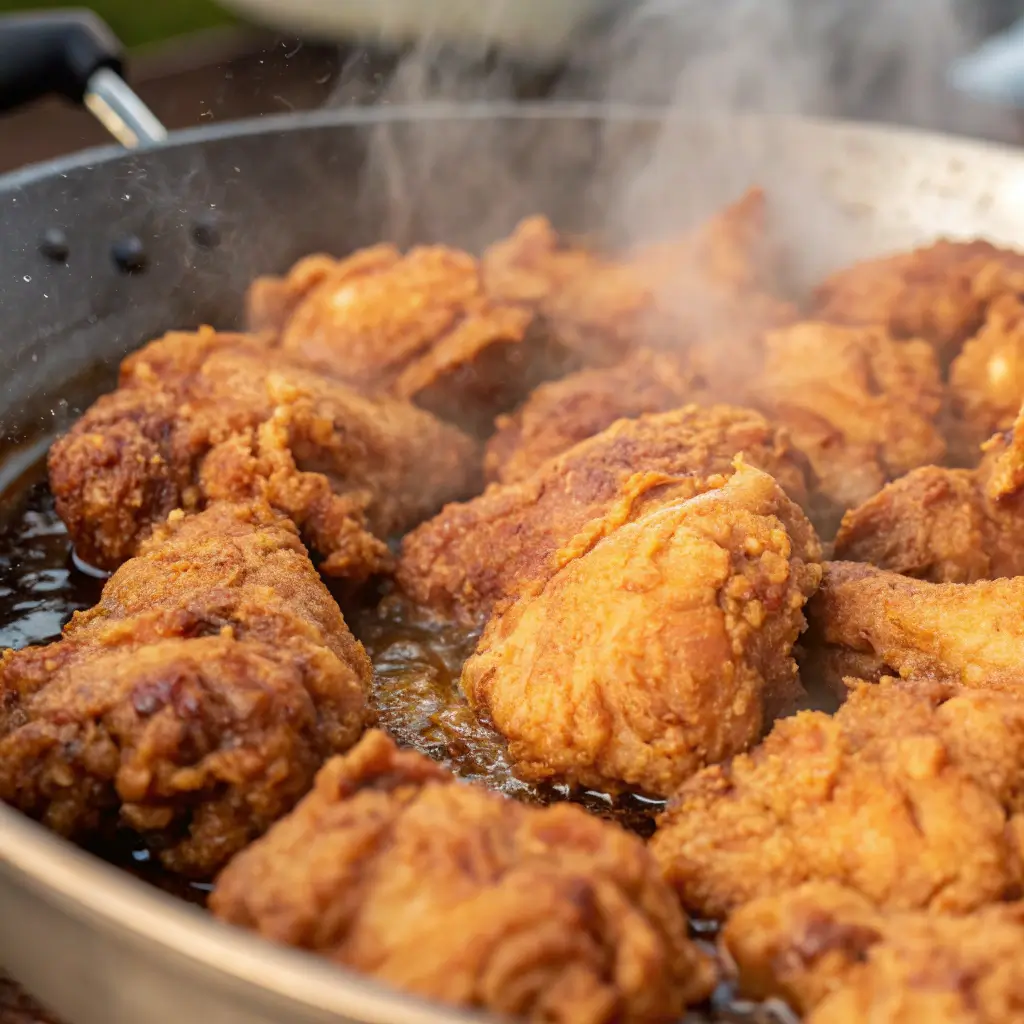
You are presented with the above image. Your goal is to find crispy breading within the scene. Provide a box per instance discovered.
[461,465,821,796]
[723,883,1024,1024]
[650,678,1024,918]
[48,328,479,578]
[210,730,715,1024]
[397,404,809,625]
[0,502,372,877]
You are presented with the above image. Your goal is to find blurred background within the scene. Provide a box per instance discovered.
[4,0,1024,173]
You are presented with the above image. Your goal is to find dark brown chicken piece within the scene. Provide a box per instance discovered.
[484,348,699,485]
[833,414,1024,582]
[804,560,1024,696]
[482,188,796,366]
[813,238,1024,360]
[48,327,479,578]
[397,404,809,625]
[210,730,715,1024]
[247,243,568,434]
[0,501,372,877]
[723,883,1024,1024]
[461,465,822,797]
[650,678,1024,919]
[752,321,946,525]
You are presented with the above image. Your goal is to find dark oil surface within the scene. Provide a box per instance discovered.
[0,455,798,1024]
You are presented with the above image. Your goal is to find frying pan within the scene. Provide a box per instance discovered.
[3,11,1024,1024]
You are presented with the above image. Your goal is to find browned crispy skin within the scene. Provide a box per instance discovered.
[723,883,1024,1024]
[247,243,572,434]
[48,327,479,578]
[482,188,797,366]
[210,730,716,1024]
[484,349,698,485]
[813,238,1024,360]
[804,560,1024,696]
[753,321,946,524]
[650,678,1024,919]
[0,502,372,877]
[461,465,822,796]
[397,404,809,625]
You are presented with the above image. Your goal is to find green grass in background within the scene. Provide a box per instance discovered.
[0,0,234,48]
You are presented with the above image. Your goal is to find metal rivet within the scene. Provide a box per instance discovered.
[40,228,69,262]
[111,236,147,274]
[191,214,221,249]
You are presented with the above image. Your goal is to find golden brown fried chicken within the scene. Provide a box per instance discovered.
[723,883,1024,1024]
[247,243,568,434]
[210,730,715,1024]
[833,416,1024,582]
[752,321,946,524]
[0,501,372,877]
[650,678,1024,918]
[813,239,1024,360]
[482,188,796,366]
[397,404,809,625]
[804,560,1024,696]
[48,327,479,578]
[484,349,698,485]
[461,464,822,797]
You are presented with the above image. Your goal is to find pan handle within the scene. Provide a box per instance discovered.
[0,10,167,149]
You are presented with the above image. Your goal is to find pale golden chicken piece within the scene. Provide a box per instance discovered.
[397,404,809,625]
[461,464,822,797]
[482,188,796,367]
[752,321,946,526]
[833,413,1024,582]
[48,328,479,578]
[650,678,1024,919]
[723,883,1024,1024]
[210,730,716,1024]
[814,238,1024,360]
[0,501,372,877]
[484,348,699,485]
[804,560,1024,696]
[949,293,1024,460]
[248,243,570,433]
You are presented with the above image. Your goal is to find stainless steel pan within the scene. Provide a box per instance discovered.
[3,11,1024,1024]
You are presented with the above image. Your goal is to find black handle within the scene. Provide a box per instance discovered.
[0,9,124,114]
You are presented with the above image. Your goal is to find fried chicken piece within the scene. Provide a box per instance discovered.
[949,293,1024,460]
[484,349,699,485]
[752,321,946,525]
[482,189,796,366]
[813,239,1024,360]
[723,883,1024,1024]
[461,464,822,797]
[48,327,479,578]
[803,560,1024,696]
[397,404,809,625]
[248,243,569,434]
[0,502,372,877]
[833,414,1024,582]
[210,729,715,1024]
[650,678,1024,918]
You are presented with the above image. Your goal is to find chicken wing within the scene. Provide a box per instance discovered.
[483,349,700,486]
[247,243,570,434]
[397,404,809,625]
[210,729,716,1024]
[752,321,945,525]
[461,464,822,797]
[650,678,1024,918]
[813,239,1024,360]
[0,501,372,876]
[723,882,1024,1024]
[48,327,479,578]
[803,560,1024,696]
